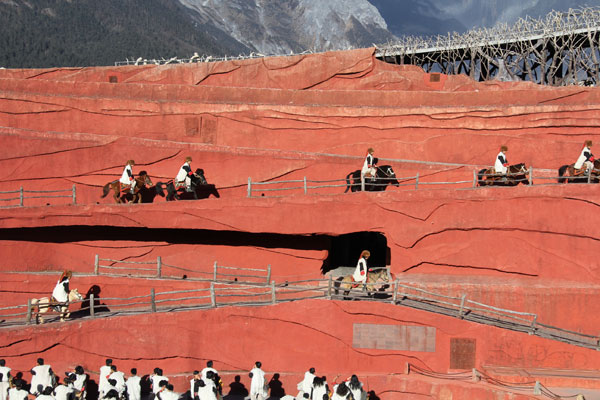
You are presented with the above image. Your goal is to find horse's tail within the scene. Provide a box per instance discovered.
[477,168,488,187]
[101,183,111,198]
[333,277,343,295]
[558,165,569,183]
[344,172,353,193]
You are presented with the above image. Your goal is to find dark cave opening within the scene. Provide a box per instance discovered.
[0,226,390,274]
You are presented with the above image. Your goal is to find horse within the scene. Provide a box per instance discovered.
[477,163,530,186]
[101,171,153,203]
[333,268,392,298]
[558,159,600,183]
[165,168,220,201]
[30,288,82,324]
[345,165,400,193]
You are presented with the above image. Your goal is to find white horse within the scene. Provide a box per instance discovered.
[30,288,82,324]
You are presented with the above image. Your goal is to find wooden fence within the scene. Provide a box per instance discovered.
[3,275,600,349]
[94,255,271,284]
[0,185,77,207]
[247,167,600,197]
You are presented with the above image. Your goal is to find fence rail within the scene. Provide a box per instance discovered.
[0,185,77,207]
[94,255,271,284]
[4,273,599,350]
[247,167,600,196]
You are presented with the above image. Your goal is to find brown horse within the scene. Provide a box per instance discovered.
[558,159,600,183]
[30,288,82,324]
[334,268,392,297]
[101,171,153,203]
[477,163,530,186]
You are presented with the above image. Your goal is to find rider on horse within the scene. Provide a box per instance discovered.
[352,250,370,290]
[120,160,136,194]
[494,146,509,180]
[361,148,377,183]
[574,140,595,174]
[51,270,72,310]
[175,156,195,192]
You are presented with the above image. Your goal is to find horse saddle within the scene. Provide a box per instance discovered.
[573,167,587,176]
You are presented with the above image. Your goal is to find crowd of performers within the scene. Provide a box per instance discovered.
[0,359,372,400]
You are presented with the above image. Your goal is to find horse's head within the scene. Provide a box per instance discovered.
[369,268,390,283]
[69,288,83,302]
[379,166,400,186]
[137,171,153,187]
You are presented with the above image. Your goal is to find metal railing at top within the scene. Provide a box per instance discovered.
[247,167,600,196]
[4,274,600,350]
[94,255,271,284]
[0,185,77,208]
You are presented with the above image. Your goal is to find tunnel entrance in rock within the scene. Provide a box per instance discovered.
[0,226,389,275]
[320,232,389,274]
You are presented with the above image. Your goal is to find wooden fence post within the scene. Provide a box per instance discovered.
[72,185,77,205]
[150,289,156,312]
[303,177,307,195]
[328,275,332,299]
[271,281,276,304]
[90,294,95,318]
[94,255,99,275]
[19,187,23,207]
[266,265,271,285]
[156,256,162,278]
[588,169,592,184]
[210,283,216,307]
[213,261,218,281]
[361,176,365,192]
[458,294,466,318]
[415,173,419,189]
[472,170,477,188]
[26,299,32,324]
[529,166,533,186]
[247,177,252,197]
[392,279,398,304]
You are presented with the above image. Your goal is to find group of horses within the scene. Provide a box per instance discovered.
[101,169,220,204]
[477,160,600,186]
[99,159,600,204]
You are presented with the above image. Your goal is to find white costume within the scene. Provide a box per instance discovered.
[109,371,125,396]
[249,367,266,400]
[51,278,69,303]
[98,365,112,398]
[30,365,53,395]
[196,382,217,400]
[312,384,328,400]
[53,384,73,400]
[352,257,368,284]
[125,376,141,400]
[298,370,315,397]
[35,395,54,400]
[175,162,193,189]
[361,153,376,179]
[73,373,87,393]
[200,368,217,381]
[8,387,28,400]
[494,151,508,175]
[158,389,179,400]
[120,164,136,192]
[0,365,10,400]
[575,145,594,171]
[151,375,168,394]
[347,383,363,400]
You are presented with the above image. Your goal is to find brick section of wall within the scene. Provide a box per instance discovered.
[450,338,476,369]
[353,323,436,352]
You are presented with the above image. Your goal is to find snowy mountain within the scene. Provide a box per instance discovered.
[178,0,395,54]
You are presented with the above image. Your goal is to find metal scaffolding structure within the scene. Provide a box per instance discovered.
[375,7,600,86]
